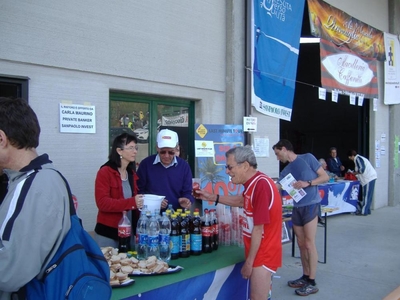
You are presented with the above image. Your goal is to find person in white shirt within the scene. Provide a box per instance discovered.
[347,150,377,216]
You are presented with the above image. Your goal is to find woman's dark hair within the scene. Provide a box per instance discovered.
[109,133,138,167]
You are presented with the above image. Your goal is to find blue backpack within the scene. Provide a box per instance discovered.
[22,170,112,300]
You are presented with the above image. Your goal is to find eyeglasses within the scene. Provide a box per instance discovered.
[225,163,241,171]
[159,150,175,155]
[122,146,138,151]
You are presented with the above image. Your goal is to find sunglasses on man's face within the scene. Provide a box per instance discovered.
[159,150,175,155]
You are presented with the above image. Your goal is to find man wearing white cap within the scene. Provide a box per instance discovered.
[137,129,194,210]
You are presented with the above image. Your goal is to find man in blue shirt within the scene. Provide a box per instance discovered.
[273,139,328,296]
[326,147,345,177]
[137,129,194,211]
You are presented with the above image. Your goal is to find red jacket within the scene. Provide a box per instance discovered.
[94,164,139,239]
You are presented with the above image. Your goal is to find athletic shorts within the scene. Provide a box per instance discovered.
[291,203,320,226]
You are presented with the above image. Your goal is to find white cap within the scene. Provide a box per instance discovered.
[157,129,179,148]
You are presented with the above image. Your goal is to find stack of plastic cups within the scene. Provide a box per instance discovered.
[215,204,225,246]
[224,208,232,246]
[237,207,244,248]
[231,207,240,245]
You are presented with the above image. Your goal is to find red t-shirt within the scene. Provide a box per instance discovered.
[242,172,282,271]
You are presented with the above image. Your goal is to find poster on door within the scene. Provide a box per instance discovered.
[194,124,244,209]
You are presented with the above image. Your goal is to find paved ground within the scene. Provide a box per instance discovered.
[272,205,400,299]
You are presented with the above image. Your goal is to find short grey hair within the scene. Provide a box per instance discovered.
[225,145,258,169]
[319,158,326,164]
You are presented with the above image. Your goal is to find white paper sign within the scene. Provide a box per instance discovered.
[318,88,326,100]
[59,103,96,133]
[373,98,378,111]
[357,95,364,106]
[253,137,269,157]
[194,140,215,157]
[332,90,339,103]
[349,94,356,105]
[243,117,257,132]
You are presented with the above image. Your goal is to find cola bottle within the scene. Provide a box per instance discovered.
[159,212,171,262]
[118,211,131,253]
[190,211,202,255]
[180,213,190,258]
[202,209,212,253]
[170,214,180,260]
[210,209,219,251]
[136,210,148,260]
[147,213,160,258]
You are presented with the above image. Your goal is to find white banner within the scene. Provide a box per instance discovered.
[384,32,400,105]
[161,113,188,127]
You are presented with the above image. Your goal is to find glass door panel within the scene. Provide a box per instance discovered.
[109,101,150,165]
[157,104,189,161]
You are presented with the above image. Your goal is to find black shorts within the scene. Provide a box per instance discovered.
[292,203,320,226]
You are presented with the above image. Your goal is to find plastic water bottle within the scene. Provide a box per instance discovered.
[136,211,148,260]
[167,204,175,215]
[147,213,160,258]
[159,212,171,262]
[155,208,162,221]
[118,211,131,253]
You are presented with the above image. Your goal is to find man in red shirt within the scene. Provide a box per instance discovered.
[197,146,282,300]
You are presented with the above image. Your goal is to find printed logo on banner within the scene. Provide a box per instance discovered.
[320,39,378,98]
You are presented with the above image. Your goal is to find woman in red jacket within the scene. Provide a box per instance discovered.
[94,133,144,249]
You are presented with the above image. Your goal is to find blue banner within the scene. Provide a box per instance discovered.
[122,263,248,300]
[252,0,305,121]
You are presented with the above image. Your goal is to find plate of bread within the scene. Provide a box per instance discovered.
[129,255,183,276]
[110,277,135,288]
[101,247,183,280]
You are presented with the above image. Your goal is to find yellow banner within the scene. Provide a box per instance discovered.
[307,0,385,61]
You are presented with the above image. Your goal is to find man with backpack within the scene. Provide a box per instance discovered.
[0,97,110,300]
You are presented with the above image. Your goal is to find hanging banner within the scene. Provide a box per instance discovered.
[320,39,378,98]
[307,0,385,61]
[251,0,305,121]
[384,32,400,105]
[161,113,188,127]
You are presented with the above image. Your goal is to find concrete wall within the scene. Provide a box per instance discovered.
[0,0,228,230]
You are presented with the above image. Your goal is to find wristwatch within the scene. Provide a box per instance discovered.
[308,180,312,186]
